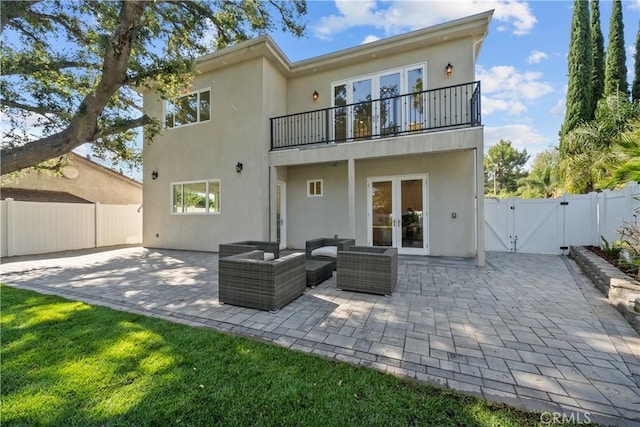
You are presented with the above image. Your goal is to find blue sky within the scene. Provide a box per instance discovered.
[267,0,640,164]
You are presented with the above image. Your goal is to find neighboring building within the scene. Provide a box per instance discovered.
[1,152,142,205]
[142,10,492,266]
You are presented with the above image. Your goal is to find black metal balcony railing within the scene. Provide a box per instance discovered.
[270,81,481,150]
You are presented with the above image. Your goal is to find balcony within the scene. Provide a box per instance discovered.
[270,81,481,150]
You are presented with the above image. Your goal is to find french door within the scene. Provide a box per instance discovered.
[332,64,425,141]
[367,174,428,255]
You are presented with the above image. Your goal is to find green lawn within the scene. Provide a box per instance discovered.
[1,285,550,426]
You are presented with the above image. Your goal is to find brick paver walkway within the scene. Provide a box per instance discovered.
[2,247,639,426]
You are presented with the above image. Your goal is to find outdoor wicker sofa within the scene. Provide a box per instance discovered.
[218,250,306,312]
[305,237,356,269]
[336,246,398,296]
[219,240,279,260]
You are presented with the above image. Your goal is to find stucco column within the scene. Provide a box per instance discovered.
[269,166,277,242]
[347,158,356,239]
[475,148,486,267]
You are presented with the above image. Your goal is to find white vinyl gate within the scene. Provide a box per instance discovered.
[485,182,640,254]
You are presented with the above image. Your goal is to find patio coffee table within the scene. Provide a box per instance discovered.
[305,259,334,287]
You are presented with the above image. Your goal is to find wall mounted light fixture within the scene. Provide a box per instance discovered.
[312,90,319,103]
[236,162,243,173]
[151,170,158,180]
[445,62,453,77]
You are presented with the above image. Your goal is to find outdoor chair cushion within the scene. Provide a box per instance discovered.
[310,245,338,258]
[264,252,276,261]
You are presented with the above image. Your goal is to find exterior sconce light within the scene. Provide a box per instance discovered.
[312,90,319,103]
[235,162,243,173]
[445,62,453,77]
[151,170,158,180]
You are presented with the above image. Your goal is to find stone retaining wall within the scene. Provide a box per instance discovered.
[569,246,640,333]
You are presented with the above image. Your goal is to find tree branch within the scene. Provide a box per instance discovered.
[1,115,152,173]
[0,0,41,34]
[1,98,69,119]
[24,10,88,43]
[1,1,149,174]
[95,115,151,140]
[1,59,98,76]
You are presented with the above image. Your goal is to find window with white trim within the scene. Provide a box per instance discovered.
[165,89,211,129]
[172,180,220,214]
[331,64,425,139]
[307,179,323,197]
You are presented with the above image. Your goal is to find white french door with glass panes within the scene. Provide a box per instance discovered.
[332,64,425,141]
[367,174,428,255]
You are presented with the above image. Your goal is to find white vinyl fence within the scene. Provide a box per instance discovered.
[485,181,640,254]
[1,199,142,257]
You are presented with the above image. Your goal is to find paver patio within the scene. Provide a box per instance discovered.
[2,247,639,426]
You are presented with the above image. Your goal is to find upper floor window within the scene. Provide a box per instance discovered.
[172,179,220,214]
[165,89,211,129]
[331,64,425,140]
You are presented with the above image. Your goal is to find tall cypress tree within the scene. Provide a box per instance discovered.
[632,25,640,102]
[561,0,593,142]
[590,0,605,116]
[604,0,628,96]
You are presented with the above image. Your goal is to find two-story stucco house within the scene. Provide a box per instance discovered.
[142,10,493,266]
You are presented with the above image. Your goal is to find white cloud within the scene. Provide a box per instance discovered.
[527,50,548,64]
[476,65,553,116]
[315,0,378,40]
[484,124,550,150]
[362,35,380,44]
[481,97,527,116]
[314,0,537,40]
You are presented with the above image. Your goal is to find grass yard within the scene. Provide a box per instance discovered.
[2,285,550,426]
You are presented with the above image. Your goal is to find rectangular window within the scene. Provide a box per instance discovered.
[165,89,211,129]
[331,64,425,138]
[172,180,220,214]
[307,179,323,197]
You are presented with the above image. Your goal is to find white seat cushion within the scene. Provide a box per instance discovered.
[264,252,276,261]
[311,245,338,258]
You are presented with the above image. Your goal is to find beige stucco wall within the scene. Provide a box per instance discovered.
[283,150,477,257]
[355,151,476,257]
[1,153,142,205]
[286,37,475,116]
[143,57,283,252]
[285,162,350,249]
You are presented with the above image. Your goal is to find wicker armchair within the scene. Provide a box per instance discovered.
[336,246,398,296]
[305,238,355,269]
[219,240,279,259]
[218,250,306,312]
